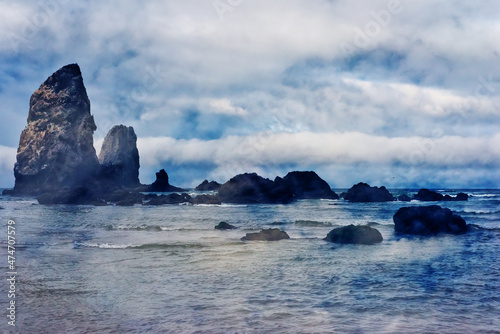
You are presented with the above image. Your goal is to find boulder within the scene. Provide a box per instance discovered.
[215,222,237,230]
[195,180,221,191]
[241,228,290,241]
[98,125,140,187]
[414,189,444,201]
[324,225,383,245]
[144,193,191,205]
[218,173,295,204]
[101,190,144,206]
[13,64,100,196]
[344,183,394,202]
[393,205,468,235]
[279,171,339,199]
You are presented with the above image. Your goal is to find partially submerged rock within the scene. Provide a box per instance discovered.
[324,225,383,245]
[393,205,468,235]
[215,222,237,230]
[278,171,339,199]
[144,193,191,205]
[344,183,394,202]
[218,173,295,204]
[195,180,221,191]
[191,194,221,205]
[241,228,290,241]
[397,194,412,202]
[37,187,105,206]
[413,189,443,201]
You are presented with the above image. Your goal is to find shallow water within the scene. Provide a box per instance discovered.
[0,190,499,333]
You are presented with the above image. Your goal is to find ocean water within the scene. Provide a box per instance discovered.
[0,189,499,333]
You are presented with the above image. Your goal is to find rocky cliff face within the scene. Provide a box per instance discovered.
[13,64,99,195]
[99,125,140,187]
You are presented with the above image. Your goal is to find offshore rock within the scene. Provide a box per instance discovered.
[14,64,99,195]
[99,125,140,187]
[144,193,192,205]
[279,171,339,199]
[190,194,221,205]
[344,183,394,202]
[218,173,295,204]
[215,222,237,230]
[146,169,185,192]
[393,205,468,235]
[324,225,383,245]
[241,228,290,241]
[414,189,444,201]
[195,180,221,191]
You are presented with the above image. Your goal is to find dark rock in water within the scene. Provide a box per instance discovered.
[195,180,221,191]
[241,228,290,241]
[147,169,185,192]
[278,171,339,199]
[101,190,144,206]
[414,189,444,201]
[397,194,412,202]
[191,194,221,205]
[339,192,348,199]
[324,225,383,245]
[2,189,14,196]
[344,183,394,202]
[443,192,469,201]
[218,173,295,204]
[98,125,140,187]
[215,222,237,230]
[393,205,468,235]
[37,187,105,206]
[13,64,100,196]
[145,193,191,205]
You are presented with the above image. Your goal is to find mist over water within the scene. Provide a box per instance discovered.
[1,190,499,333]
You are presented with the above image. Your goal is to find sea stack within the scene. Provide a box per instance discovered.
[99,125,140,187]
[13,64,99,195]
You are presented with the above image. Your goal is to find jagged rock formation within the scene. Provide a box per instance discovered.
[278,171,339,199]
[13,64,99,195]
[195,180,221,191]
[393,205,468,235]
[324,225,383,245]
[99,125,140,187]
[147,169,185,192]
[218,173,295,204]
[344,182,394,202]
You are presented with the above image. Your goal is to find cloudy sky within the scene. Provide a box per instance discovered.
[1,0,499,189]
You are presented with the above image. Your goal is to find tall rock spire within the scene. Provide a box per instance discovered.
[99,125,140,187]
[14,64,100,195]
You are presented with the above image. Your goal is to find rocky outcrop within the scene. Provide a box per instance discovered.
[13,64,100,195]
[144,193,191,205]
[241,228,290,241]
[98,125,140,187]
[324,225,383,244]
[278,171,339,199]
[215,222,237,230]
[195,180,221,191]
[190,194,221,205]
[344,183,394,202]
[414,189,468,202]
[146,169,185,192]
[37,187,105,206]
[218,173,295,204]
[393,205,468,235]
[397,194,412,202]
[413,189,443,201]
